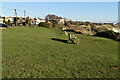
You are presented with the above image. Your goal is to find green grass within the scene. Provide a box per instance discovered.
[2,27,119,78]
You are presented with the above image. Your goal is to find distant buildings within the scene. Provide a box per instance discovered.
[0,17,3,23]
[1,14,117,28]
[35,18,45,24]
[0,16,45,26]
[2,16,14,23]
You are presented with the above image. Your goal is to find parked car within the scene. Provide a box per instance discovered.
[0,23,10,28]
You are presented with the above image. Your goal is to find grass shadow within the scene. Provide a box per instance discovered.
[52,38,68,43]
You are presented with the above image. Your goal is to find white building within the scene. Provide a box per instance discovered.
[59,18,65,24]
[0,17,3,23]
[36,18,45,24]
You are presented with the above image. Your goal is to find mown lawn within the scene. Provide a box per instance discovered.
[2,27,119,78]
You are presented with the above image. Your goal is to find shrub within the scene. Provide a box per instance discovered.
[95,30,116,39]
[38,22,52,28]
[90,23,97,31]
[22,22,26,26]
[114,33,120,41]
[64,21,70,26]
[96,27,109,33]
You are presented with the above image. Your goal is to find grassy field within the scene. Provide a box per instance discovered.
[2,27,119,78]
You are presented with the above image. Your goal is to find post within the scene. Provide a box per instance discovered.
[14,9,17,26]
[68,33,71,40]
[24,11,26,17]
[64,31,68,36]
[34,18,37,25]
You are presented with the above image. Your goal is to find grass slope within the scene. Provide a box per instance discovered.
[2,27,119,78]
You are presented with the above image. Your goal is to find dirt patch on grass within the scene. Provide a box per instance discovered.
[0,28,7,29]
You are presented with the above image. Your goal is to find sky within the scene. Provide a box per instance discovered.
[1,2,118,23]
[1,0,119,2]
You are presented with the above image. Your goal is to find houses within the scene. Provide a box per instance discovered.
[0,17,3,23]
[2,16,18,26]
[1,14,65,26]
[59,18,65,24]
[35,18,45,24]
[2,16,14,23]
[0,16,45,26]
